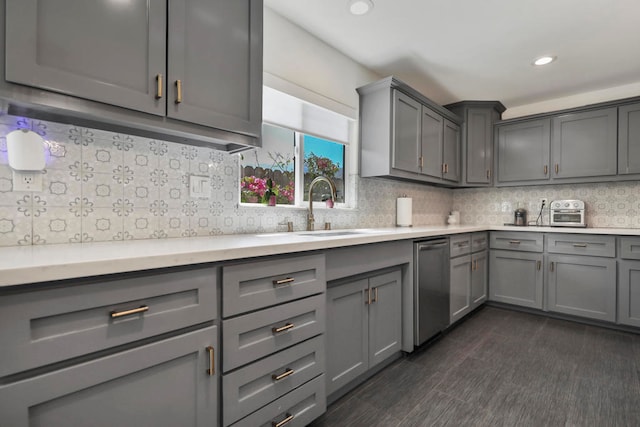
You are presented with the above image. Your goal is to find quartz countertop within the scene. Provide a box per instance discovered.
[2,225,639,288]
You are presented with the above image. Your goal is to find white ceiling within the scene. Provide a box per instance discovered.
[264,0,640,109]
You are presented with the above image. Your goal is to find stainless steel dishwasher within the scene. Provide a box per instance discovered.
[414,238,450,346]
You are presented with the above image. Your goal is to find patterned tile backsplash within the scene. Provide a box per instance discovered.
[0,115,453,247]
[453,182,640,228]
[4,114,639,247]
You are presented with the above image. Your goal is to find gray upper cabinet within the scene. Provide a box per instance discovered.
[167,0,262,136]
[445,101,505,186]
[618,102,640,174]
[1,0,263,151]
[421,106,444,178]
[551,108,617,179]
[496,119,551,184]
[392,90,422,174]
[442,119,461,182]
[5,0,167,116]
[358,76,462,187]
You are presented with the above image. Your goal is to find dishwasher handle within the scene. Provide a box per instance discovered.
[417,240,448,251]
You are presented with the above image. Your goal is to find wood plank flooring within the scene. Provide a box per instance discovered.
[310,307,640,426]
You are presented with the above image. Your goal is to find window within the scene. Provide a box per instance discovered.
[240,124,346,205]
[240,86,352,207]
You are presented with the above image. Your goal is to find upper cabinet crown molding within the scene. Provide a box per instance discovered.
[1,0,263,152]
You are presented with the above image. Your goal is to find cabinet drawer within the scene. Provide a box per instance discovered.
[471,232,488,253]
[547,234,615,257]
[231,374,326,427]
[490,232,543,252]
[450,234,471,257]
[223,335,325,426]
[222,294,325,372]
[620,237,640,260]
[0,326,218,427]
[223,254,325,317]
[0,266,217,377]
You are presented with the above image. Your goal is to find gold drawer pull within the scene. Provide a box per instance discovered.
[110,305,149,319]
[573,243,588,248]
[550,262,555,272]
[155,74,163,99]
[206,346,215,376]
[509,240,521,244]
[544,165,548,175]
[372,287,378,303]
[365,288,372,305]
[272,368,295,381]
[555,164,559,174]
[457,241,469,247]
[272,414,294,427]
[536,260,541,270]
[272,323,294,334]
[175,79,183,104]
[273,277,295,286]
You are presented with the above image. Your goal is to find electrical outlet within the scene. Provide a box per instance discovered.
[540,198,548,207]
[12,170,43,192]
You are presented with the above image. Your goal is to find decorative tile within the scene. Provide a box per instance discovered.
[32,206,81,245]
[0,205,32,246]
[83,172,124,209]
[81,207,124,242]
[159,209,189,238]
[40,169,82,207]
[124,208,157,240]
[160,179,188,210]
[82,136,123,175]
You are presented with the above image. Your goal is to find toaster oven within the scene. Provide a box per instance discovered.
[550,200,586,227]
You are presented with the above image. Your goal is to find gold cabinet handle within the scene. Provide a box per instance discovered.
[442,163,446,173]
[550,262,555,272]
[272,368,295,381]
[509,240,521,244]
[155,74,163,99]
[372,287,378,303]
[365,288,372,305]
[544,165,548,175]
[487,169,491,179]
[457,241,469,247]
[272,323,294,334]
[206,346,215,376]
[573,243,588,248]
[419,156,424,168]
[536,260,541,270]
[272,414,294,427]
[273,277,295,286]
[110,305,149,319]
[475,259,478,271]
[175,79,183,104]
[444,163,449,173]
[555,164,559,174]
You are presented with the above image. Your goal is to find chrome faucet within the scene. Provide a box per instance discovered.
[307,176,337,231]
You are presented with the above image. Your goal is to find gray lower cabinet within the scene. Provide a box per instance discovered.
[0,326,218,427]
[471,250,488,308]
[326,269,402,396]
[489,250,543,309]
[496,119,551,184]
[551,108,618,179]
[619,102,640,174]
[618,260,640,327]
[450,254,472,323]
[547,255,616,322]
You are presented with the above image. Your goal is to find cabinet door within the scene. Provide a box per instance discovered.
[326,279,368,395]
[618,103,640,174]
[450,255,472,324]
[497,119,551,183]
[0,326,218,427]
[466,108,493,184]
[391,90,422,173]
[471,250,488,308]
[421,107,444,178]
[442,119,461,183]
[547,255,616,322]
[489,250,543,309]
[5,0,167,116]
[618,260,640,327]
[552,108,617,179]
[368,270,402,368]
[168,0,263,136]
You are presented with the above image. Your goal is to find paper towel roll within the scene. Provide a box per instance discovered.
[396,197,412,227]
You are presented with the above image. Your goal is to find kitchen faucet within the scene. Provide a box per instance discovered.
[307,176,337,231]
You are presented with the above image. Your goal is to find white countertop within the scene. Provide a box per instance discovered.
[2,225,639,288]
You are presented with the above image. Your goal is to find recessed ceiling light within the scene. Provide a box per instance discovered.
[533,56,557,66]
[349,0,374,16]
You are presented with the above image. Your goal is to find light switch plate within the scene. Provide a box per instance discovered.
[189,175,211,199]
[12,170,43,192]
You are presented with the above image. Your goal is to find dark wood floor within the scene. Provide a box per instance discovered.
[311,306,640,426]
